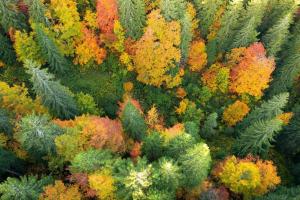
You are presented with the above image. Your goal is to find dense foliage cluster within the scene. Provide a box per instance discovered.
[0,0,300,199]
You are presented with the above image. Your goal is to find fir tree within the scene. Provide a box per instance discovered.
[33,24,69,73]
[0,0,28,32]
[25,60,79,119]
[180,12,193,63]
[0,31,17,66]
[235,118,283,156]
[117,0,146,40]
[0,176,53,200]
[201,112,218,139]
[160,0,186,21]
[262,13,293,57]
[141,132,164,161]
[24,0,50,25]
[16,114,63,159]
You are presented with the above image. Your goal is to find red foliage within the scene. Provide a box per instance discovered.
[96,0,119,34]
[68,173,97,198]
[130,141,142,161]
[118,98,144,117]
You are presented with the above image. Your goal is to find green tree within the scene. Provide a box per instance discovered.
[24,0,50,25]
[33,23,70,73]
[235,118,283,156]
[255,186,300,200]
[180,12,193,63]
[75,92,102,115]
[142,132,164,161]
[16,114,63,159]
[0,31,16,66]
[25,60,79,119]
[165,133,196,159]
[179,143,211,188]
[117,0,146,40]
[160,0,186,21]
[0,109,13,137]
[201,112,218,139]
[120,101,147,141]
[0,148,25,179]
[262,13,293,57]
[0,0,28,32]
[0,176,53,200]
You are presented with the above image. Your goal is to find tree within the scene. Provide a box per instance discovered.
[33,23,70,73]
[180,12,193,63]
[0,31,16,66]
[39,181,82,200]
[0,176,53,200]
[15,114,63,159]
[96,0,119,34]
[25,60,79,119]
[255,186,300,200]
[262,13,293,57]
[160,0,186,21]
[179,143,211,188]
[0,0,28,32]
[24,0,49,25]
[141,132,164,161]
[223,100,250,127]
[188,40,207,72]
[75,92,101,115]
[201,112,218,139]
[117,0,146,40]
[0,109,13,136]
[133,9,182,88]
[0,148,25,179]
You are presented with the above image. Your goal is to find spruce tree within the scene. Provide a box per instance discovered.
[24,0,50,25]
[0,31,17,66]
[235,118,283,156]
[180,12,193,63]
[201,112,218,139]
[33,24,69,73]
[25,60,79,119]
[117,0,146,40]
[0,109,13,137]
[0,0,28,32]
[0,148,25,179]
[142,132,164,161]
[16,114,63,159]
[160,0,186,21]
[262,13,293,57]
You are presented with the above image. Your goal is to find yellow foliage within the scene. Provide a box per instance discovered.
[223,100,250,126]
[186,3,199,37]
[207,4,226,41]
[133,9,182,88]
[123,82,134,93]
[0,61,4,68]
[276,112,293,125]
[39,181,82,200]
[120,52,134,71]
[188,40,207,72]
[176,99,189,115]
[89,170,116,200]
[0,133,8,148]
[0,81,47,116]
[146,105,160,129]
[161,123,185,141]
[112,20,125,53]
[84,10,98,30]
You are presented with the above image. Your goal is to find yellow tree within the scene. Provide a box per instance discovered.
[223,100,250,126]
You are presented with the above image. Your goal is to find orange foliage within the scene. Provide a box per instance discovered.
[229,43,275,97]
[188,40,208,72]
[276,112,294,125]
[161,123,185,141]
[130,141,142,161]
[223,100,250,126]
[96,0,119,34]
[39,181,82,200]
[207,5,226,41]
[176,87,187,99]
[118,98,144,117]
[146,106,163,130]
[123,82,134,93]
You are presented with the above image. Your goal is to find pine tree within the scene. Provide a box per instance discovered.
[231,0,268,48]
[262,13,293,57]
[16,114,63,159]
[180,12,193,63]
[201,112,218,139]
[193,0,223,38]
[160,0,186,21]
[24,0,50,25]
[25,60,79,119]
[267,22,300,96]
[0,31,17,66]
[0,0,28,32]
[117,0,146,40]
[33,24,70,73]
[235,118,283,156]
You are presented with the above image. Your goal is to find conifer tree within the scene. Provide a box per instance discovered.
[0,0,28,32]
[16,114,63,159]
[0,109,13,137]
[117,0,146,40]
[160,0,186,21]
[24,0,49,25]
[142,132,164,161]
[180,12,193,63]
[262,13,293,57]
[0,31,16,66]
[235,118,283,156]
[25,60,79,119]
[201,112,218,139]
[33,24,70,73]
[0,148,25,179]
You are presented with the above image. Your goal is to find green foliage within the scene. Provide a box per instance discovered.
[0,148,25,180]
[71,149,116,173]
[0,0,28,32]
[121,101,147,141]
[25,60,79,119]
[146,190,175,200]
[180,12,193,63]
[179,143,211,188]
[255,186,300,200]
[160,0,186,21]
[117,0,146,40]
[184,121,201,141]
[0,31,17,66]
[0,109,13,137]
[75,92,102,115]
[165,133,196,159]
[24,0,49,25]
[16,114,63,159]
[0,175,53,200]
[181,103,204,125]
[142,132,164,161]
[201,112,218,139]
[33,23,69,73]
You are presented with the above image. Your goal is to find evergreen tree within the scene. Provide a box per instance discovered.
[180,12,193,63]
[262,13,293,57]
[120,101,147,141]
[231,0,267,48]
[201,112,218,139]
[160,0,186,21]
[235,118,283,156]
[267,22,300,96]
[117,0,146,40]
[255,186,300,200]
[193,0,223,38]
[165,133,196,159]
[33,24,69,73]
[25,60,79,119]
[0,31,17,66]
[24,0,50,25]
[0,0,28,32]
[142,132,164,161]
[16,114,63,159]
[0,148,25,179]
[0,176,53,200]
[0,109,13,137]
[179,143,211,188]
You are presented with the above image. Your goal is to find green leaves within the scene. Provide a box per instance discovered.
[160,0,186,21]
